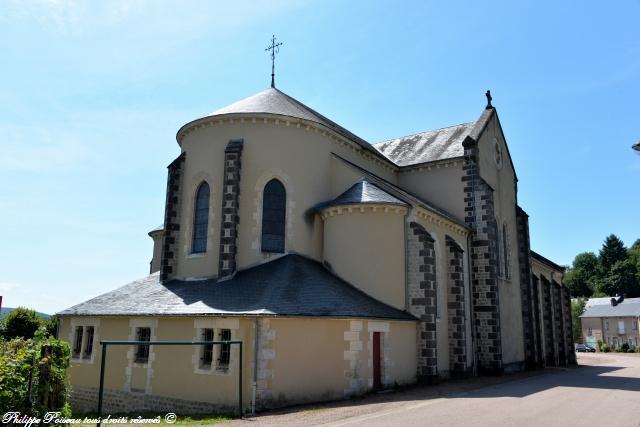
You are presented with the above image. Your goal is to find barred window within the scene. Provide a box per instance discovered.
[83,326,94,358]
[261,179,286,253]
[73,326,83,357]
[192,182,210,253]
[135,327,151,363]
[201,328,214,367]
[218,329,231,367]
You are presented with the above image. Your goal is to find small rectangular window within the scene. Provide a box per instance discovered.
[587,328,592,337]
[73,326,84,358]
[83,326,95,358]
[201,329,214,367]
[135,327,151,363]
[218,329,231,367]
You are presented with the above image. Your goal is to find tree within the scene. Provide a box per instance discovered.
[599,259,640,297]
[5,307,43,339]
[564,252,600,297]
[599,234,628,272]
[571,298,586,341]
[631,239,640,251]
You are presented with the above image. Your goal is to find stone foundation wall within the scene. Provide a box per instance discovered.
[462,138,503,374]
[563,287,577,364]
[446,236,467,377]
[554,281,567,366]
[218,139,244,279]
[515,207,536,370]
[541,277,555,366]
[71,386,230,415]
[407,221,438,381]
[531,275,545,367]
[160,153,186,282]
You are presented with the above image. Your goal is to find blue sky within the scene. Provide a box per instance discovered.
[1,0,638,314]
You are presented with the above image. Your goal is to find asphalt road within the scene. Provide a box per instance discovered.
[319,353,640,427]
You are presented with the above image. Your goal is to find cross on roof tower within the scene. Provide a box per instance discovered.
[265,35,283,88]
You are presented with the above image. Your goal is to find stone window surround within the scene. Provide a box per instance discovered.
[182,174,216,259]
[251,170,295,259]
[191,318,240,376]
[124,318,157,394]
[68,318,100,365]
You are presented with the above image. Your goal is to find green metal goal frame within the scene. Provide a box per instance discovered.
[96,340,243,426]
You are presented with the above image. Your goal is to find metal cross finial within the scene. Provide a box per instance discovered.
[265,35,283,88]
[485,90,493,109]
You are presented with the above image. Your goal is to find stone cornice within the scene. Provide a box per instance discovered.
[176,113,397,173]
[397,157,464,173]
[414,207,470,237]
[319,203,408,220]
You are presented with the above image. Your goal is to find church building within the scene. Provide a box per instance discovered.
[58,82,575,414]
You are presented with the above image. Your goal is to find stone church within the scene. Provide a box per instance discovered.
[58,84,575,414]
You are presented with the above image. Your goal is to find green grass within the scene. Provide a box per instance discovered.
[71,411,234,426]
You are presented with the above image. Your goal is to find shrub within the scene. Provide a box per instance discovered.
[5,307,43,339]
[597,340,604,351]
[619,343,630,353]
[601,344,611,352]
[0,329,71,417]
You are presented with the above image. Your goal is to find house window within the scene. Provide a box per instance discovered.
[261,179,286,253]
[192,182,210,253]
[605,320,609,331]
[135,327,151,363]
[633,321,638,331]
[83,326,95,359]
[218,329,231,367]
[587,328,593,337]
[201,328,214,367]
[73,326,84,358]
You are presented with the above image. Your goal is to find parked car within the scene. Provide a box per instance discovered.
[575,343,596,352]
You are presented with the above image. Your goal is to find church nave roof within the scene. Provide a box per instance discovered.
[57,254,416,321]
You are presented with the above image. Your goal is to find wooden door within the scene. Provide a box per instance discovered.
[373,332,382,390]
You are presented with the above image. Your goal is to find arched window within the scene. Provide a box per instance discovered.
[261,179,286,253]
[192,182,210,253]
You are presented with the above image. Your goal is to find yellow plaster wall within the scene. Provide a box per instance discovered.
[176,118,397,280]
[397,161,466,221]
[323,209,406,310]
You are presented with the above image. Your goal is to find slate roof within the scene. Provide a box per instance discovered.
[57,254,416,321]
[332,154,470,230]
[182,88,389,164]
[373,122,475,166]
[581,301,640,318]
[315,179,407,211]
[584,297,640,308]
[531,250,566,272]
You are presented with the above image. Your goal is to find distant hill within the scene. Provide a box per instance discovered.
[0,307,51,319]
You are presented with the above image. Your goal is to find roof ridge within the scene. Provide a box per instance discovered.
[374,121,476,146]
